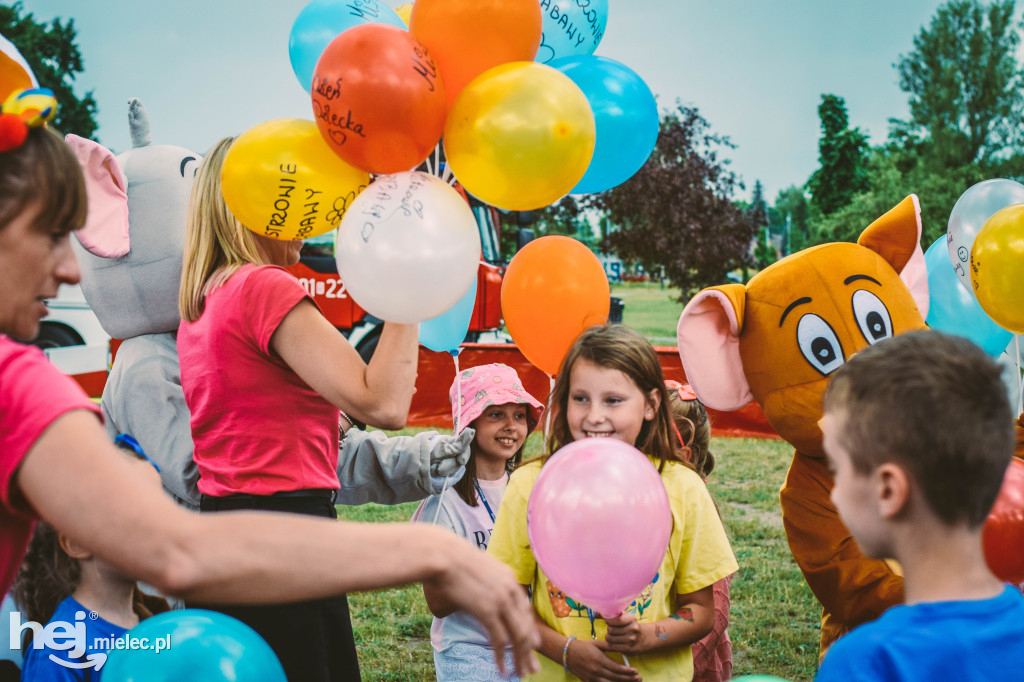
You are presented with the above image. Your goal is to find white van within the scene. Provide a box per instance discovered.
[32,284,109,350]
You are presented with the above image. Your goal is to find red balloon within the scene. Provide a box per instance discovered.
[983,457,1024,583]
[311,23,446,174]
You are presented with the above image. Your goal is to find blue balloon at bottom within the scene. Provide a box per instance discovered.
[419,276,478,353]
[924,236,1012,356]
[103,609,285,681]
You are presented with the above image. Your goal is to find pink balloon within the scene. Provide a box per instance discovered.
[527,438,672,617]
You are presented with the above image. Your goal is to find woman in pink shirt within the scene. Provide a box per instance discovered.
[176,137,422,681]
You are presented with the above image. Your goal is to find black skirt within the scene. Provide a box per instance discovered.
[194,490,360,682]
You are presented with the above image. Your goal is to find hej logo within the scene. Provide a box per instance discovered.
[11,610,107,671]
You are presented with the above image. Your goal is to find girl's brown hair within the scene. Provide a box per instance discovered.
[667,389,715,478]
[545,324,689,473]
[0,126,86,237]
[11,523,81,647]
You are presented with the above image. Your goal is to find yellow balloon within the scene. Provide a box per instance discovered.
[444,61,595,211]
[221,119,370,241]
[971,203,1024,333]
[394,2,413,27]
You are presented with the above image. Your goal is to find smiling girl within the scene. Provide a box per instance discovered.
[488,325,738,682]
[413,364,544,682]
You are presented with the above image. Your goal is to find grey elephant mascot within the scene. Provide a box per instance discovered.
[67,100,471,510]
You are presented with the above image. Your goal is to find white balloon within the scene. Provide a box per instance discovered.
[947,179,1024,295]
[335,172,481,324]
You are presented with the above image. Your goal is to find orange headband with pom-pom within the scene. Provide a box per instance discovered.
[0,87,57,152]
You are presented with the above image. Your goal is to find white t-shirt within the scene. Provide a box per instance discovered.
[412,475,508,651]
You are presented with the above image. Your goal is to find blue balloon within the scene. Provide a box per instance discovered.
[924,236,1013,356]
[551,56,659,194]
[536,0,609,64]
[420,276,478,353]
[289,0,406,92]
[103,609,286,681]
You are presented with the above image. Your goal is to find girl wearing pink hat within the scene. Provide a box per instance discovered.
[413,363,544,682]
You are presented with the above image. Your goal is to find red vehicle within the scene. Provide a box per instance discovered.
[286,193,525,360]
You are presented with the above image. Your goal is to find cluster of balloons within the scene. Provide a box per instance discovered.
[222,0,655,362]
[528,438,672,618]
[104,610,285,681]
[931,179,1024,338]
[287,0,658,210]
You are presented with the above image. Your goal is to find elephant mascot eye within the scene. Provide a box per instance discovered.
[797,314,845,376]
[851,289,893,346]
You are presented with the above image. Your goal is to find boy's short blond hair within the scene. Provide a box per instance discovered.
[823,331,1013,528]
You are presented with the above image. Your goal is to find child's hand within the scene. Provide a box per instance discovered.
[603,612,649,654]
[569,637,642,682]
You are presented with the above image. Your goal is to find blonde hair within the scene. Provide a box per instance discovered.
[179,137,268,322]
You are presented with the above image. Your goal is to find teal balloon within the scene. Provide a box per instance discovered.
[289,0,406,92]
[924,236,1012,356]
[103,609,286,681]
[550,56,659,194]
[536,0,609,64]
[419,276,477,353]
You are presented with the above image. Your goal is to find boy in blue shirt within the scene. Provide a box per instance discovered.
[816,331,1024,682]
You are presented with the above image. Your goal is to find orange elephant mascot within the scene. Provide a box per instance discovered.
[676,196,931,654]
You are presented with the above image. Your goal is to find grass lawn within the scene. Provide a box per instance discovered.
[611,281,684,344]
[337,429,820,682]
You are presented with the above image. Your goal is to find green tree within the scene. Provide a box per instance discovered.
[893,0,1024,170]
[773,185,810,254]
[0,2,98,139]
[806,94,870,217]
[584,103,753,301]
[533,196,599,250]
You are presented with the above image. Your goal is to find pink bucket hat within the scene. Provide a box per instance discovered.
[450,363,544,432]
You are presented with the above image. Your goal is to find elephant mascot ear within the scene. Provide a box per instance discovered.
[66,99,202,339]
[676,283,752,411]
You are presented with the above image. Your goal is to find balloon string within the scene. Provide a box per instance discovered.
[1011,331,1019,411]
[453,352,463,436]
[434,352,463,526]
[544,373,555,438]
[432,473,451,526]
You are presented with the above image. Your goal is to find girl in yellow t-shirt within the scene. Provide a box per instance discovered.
[488,325,738,681]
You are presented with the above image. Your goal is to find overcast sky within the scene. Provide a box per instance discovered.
[26,0,961,202]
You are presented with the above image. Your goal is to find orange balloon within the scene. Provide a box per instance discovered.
[410,0,541,109]
[312,23,446,174]
[501,236,610,375]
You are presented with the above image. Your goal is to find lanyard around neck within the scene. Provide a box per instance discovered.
[473,474,507,524]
